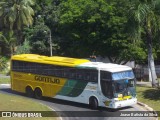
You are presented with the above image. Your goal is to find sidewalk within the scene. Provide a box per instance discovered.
[136,81,160,87]
[136,81,152,87]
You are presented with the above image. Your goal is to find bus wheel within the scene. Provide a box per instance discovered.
[34,88,42,99]
[89,97,98,109]
[26,86,34,98]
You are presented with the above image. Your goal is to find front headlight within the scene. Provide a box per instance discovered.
[118,94,123,98]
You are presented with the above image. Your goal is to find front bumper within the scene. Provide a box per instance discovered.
[110,98,137,109]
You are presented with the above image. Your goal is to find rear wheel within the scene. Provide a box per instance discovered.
[26,86,34,98]
[89,97,98,109]
[34,88,42,99]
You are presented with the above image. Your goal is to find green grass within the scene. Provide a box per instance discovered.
[137,86,160,111]
[0,92,59,120]
[0,77,59,119]
[0,77,10,84]
[136,86,160,119]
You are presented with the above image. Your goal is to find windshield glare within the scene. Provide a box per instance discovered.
[113,79,136,98]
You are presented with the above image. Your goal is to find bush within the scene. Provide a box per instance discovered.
[15,40,31,54]
[0,56,9,73]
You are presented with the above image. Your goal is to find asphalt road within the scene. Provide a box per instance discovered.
[0,84,155,120]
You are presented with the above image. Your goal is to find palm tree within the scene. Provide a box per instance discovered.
[0,31,17,56]
[0,0,35,29]
[0,0,35,42]
[128,0,160,87]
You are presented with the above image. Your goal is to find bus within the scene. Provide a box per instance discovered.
[11,54,137,109]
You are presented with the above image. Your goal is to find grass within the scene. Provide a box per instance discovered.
[0,77,10,84]
[0,92,59,120]
[0,77,59,120]
[136,86,160,111]
[136,86,160,120]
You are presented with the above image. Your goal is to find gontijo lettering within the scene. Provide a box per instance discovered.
[35,76,60,84]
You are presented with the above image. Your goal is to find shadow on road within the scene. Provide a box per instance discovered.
[0,87,133,113]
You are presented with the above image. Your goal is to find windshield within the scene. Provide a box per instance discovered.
[100,70,136,99]
[113,79,136,98]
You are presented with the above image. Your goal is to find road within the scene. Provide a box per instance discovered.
[0,84,155,120]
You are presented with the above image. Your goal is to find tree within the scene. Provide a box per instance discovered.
[59,0,112,57]
[128,0,160,87]
[58,0,147,63]
[0,0,35,43]
[98,0,147,64]
[15,39,31,54]
[0,31,17,56]
[23,23,54,56]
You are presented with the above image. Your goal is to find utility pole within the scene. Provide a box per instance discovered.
[49,30,52,56]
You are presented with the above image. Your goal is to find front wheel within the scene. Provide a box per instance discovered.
[89,97,98,109]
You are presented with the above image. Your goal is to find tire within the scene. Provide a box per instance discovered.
[89,97,98,109]
[26,86,34,98]
[34,88,42,99]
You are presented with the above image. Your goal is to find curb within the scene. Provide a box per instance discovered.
[137,101,158,120]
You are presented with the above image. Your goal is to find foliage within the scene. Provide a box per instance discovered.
[128,0,160,87]
[0,0,35,56]
[57,0,146,63]
[0,56,8,72]
[23,23,52,55]
[1,0,160,66]
[0,31,17,56]
[58,0,112,57]
[15,39,31,54]
[0,0,35,30]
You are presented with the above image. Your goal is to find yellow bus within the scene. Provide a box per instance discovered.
[11,54,137,109]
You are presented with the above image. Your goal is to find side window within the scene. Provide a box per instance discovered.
[54,66,62,77]
[68,68,76,79]
[84,71,90,81]
[100,71,112,81]
[18,61,22,72]
[31,62,37,74]
[61,67,69,78]
[12,60,17,71]
[35,63,41,74]
[43,64,49,75]
[63,67,68,77]
[76,69,84,80]
[47,65,53,76]
[25,62,31,73]
[90,70,98,82]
